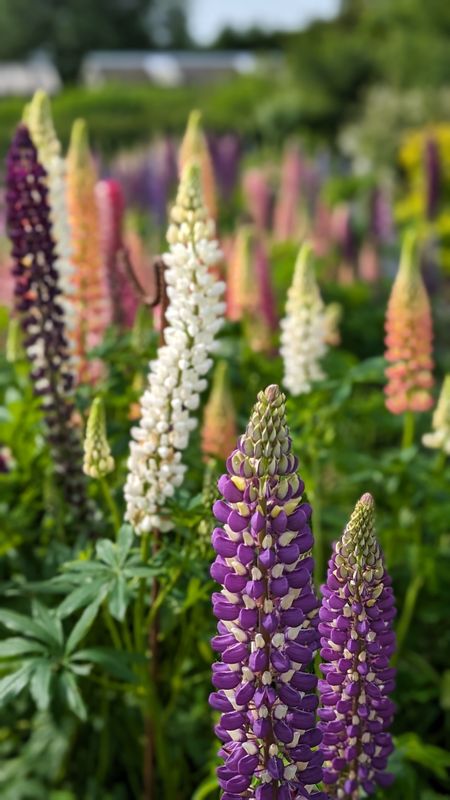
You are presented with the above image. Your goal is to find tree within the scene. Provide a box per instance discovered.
[0,0,189,82]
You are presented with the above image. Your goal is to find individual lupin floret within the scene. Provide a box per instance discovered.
[124,161,225,533]
[384,232,434,414]
[83,397,115,478]
[210,384,326,800]
[318,493,396,799]
[280,243,327,396]
[422,374,450,455]
[26,91,75,348]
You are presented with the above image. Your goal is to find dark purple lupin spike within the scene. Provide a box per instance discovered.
[6,124,89,520]
[424,136,441,221]
[210,385,326,800]
[318,493,396,799]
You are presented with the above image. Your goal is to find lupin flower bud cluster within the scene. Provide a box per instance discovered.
[26,91,74,345]
[124,161,225,533]
[6,125,87,515]
[384,233,434,414]
[319,493,396,799]
[66,119,111,383]
[210,385,326,800]
[422,374,450,455]
[179,110,217,220]
[83,397,115,478]
[280,244,327,396]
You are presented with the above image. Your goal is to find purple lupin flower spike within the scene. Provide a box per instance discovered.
[210,384,325,800]
[318,493,396,799]
[6,124,89,519]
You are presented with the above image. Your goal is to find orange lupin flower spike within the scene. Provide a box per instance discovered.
[179,110,217,220]
[384,232,434,414]
[201,361,237,462]
[226,226,253,323]
[66,119,111,383]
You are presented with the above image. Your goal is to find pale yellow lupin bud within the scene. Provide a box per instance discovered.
[83,397,115,478]
[422,375,450,455]
[27,90,61,162]
[179,110,217,220]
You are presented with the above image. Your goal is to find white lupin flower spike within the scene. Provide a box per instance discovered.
[280,243,328,396]
[124,160,225,534]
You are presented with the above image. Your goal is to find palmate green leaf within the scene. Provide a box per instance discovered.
[0,609,58,649]
[117,525,134,564]
[108,575,129,621]
[57,579,110,619]
[71,647,139,682]
[58,671,87,721]
[123,565,156,579]
[31,601,63,648]
[65,600,102,656]
[30,660,53,711]
[396,732,450,780]
[0,637,47,658]
[95,539,117,567]
[0,663,32,702]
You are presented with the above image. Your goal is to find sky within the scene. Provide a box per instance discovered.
[189,0,341,44]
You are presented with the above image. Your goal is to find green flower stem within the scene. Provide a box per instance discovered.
[402,410,416,449]
[146,566,182,629]
[311,451,324,587]
[102,603,123,650]
[99,476,121,535]
[142,669,174,799]
[434,449,447,473]
[144,528,162,800]
[133,531,150,651]
[393,572,424,665]
[97,691,110,783]
[121,620,134,652]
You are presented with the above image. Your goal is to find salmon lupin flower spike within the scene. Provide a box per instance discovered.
[202,361,237,462]
[124,161,225,534]
[318,494,396,799]
[280,243,327,396]
[210,385,326,800]
[384,232,434,414]
[66,119,111,383]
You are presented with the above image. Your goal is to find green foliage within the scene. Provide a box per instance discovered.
[1,273,449,797]
[0,75,275,157]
